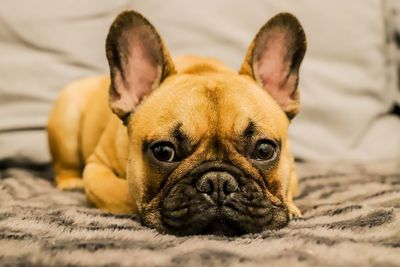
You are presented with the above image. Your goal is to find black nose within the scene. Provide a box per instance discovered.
[196,171,239,202]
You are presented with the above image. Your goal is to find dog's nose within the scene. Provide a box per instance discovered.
[196,171,239,201]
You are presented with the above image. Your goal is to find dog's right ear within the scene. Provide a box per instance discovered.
[106,11,176,123]
[240,13,306,119]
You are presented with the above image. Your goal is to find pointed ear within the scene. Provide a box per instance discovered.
[240,13,307,119]
[106,11,176,122]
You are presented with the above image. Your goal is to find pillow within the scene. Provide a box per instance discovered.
[1,0,398,164]
[0,0,132,164]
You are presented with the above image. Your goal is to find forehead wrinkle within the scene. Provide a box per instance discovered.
[144,122,179,142]
[144,78,221,152]
[200,79,221,128]
[231,88,285,139]
[171,122,193,147]
[193,80,226,158]
[242,120,257,139]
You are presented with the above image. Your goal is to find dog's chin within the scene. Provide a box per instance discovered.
[140,163,289,236]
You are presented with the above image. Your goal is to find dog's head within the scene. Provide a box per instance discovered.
[105,11,306,235]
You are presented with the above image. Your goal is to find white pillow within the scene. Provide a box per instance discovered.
[1,0,398,163]
[0,0,132,163]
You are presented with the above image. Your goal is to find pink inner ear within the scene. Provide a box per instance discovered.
[126,42,159,103]
[254,31,298,109]
[112,36,159,114]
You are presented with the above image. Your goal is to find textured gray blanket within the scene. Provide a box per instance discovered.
[0,161,399,267]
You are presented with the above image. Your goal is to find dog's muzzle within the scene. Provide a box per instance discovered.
[155,162,289,236]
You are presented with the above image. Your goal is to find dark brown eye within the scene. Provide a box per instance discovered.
[151,142,175,162]
[253,140,276,160]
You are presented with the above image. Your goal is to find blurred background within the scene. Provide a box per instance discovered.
[0,0,399,165]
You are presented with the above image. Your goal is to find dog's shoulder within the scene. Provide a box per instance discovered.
[174,55,235,75]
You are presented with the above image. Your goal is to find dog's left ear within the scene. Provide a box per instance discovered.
[240,13,307,119]
[106,11,176,122]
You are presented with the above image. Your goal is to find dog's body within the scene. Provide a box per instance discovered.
[48,11,306,235]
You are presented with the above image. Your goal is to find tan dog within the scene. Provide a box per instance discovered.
[48,10,306,235]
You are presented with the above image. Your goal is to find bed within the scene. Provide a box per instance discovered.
[1,161,399,266]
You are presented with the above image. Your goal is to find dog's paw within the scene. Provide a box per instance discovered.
[56,177,84,191]
[287,202,302,220]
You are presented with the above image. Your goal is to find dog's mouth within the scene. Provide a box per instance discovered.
[141,162,289,236]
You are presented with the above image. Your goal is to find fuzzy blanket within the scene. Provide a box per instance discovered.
[0,161,399,267]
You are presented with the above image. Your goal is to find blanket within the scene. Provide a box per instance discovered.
[0,161,399,267]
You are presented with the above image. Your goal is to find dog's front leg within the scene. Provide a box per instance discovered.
[286,169,302,219]
[83,160,136,214]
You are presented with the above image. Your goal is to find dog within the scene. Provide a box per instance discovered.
[48,10,306,235]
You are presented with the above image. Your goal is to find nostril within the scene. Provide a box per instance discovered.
[196,176,213,194]
[223,178,238,194]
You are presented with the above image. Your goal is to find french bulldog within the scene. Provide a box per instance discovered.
[48,10,306,236]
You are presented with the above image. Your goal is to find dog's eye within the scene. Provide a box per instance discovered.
[151,142,175,162]
[253,140,276,161]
